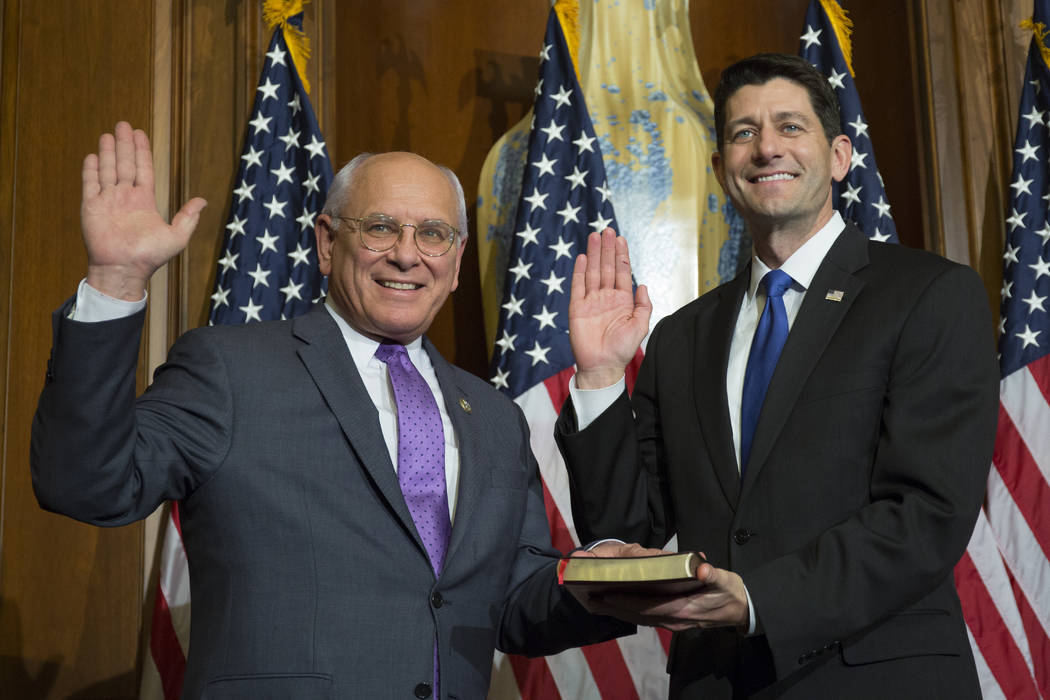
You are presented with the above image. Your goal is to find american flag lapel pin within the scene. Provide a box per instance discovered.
[825,289,845,302]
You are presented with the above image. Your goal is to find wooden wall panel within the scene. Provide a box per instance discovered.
[0,2,152,697]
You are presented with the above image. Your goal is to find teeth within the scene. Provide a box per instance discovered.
[755,173,795,182]
[381,281,419,290]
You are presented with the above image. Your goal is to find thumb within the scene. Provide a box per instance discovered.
[171,197,207,241]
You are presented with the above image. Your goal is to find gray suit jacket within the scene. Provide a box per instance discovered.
[557,226,999,699]
[32,302,630,699]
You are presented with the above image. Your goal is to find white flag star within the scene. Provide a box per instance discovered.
[296,208,317,231]
[263,194,287,219]
[495,330,517,353]
[502,294,524,318]
[241,145,263,170]
[1022,289,1047,314]
[271,161,295,185]
[266,46,286,66]
[249,112,272,134]
[1016,138,1039,163]
[491,368,510,390]
[557,201,581,225]
[1003,243,1020,265]
[240,298,264,323]
[288,93,301,115]
[211,286,231,308]
[540,119,566,143]
[596,181,613,202]
[847,115,869,139]
[549,84,573,109]
[1010,173,1033,197]
[548,235,574,260]
[1016,323,1041,348]
[304,134,327,160]
[280,278,304,302]
[509,259,533,282]
[226,215,247,238]
[524,188,548,211]
[565,166,589,190]
[849,149,868,171]
[871,196,891,218]
[517,223,540,247]
[233,180,255,204]
[247,263,272,288]
[217,250,239,274]
[525,341,551,366]
[278,128,301,151]
[257,229,280,254]
[573,132,596,154]
[257,77,280,102]
[533,305,558,331]
[1022,105,1045,128]
[827,68,846,90]
[531,153,557,177]
[1029,256,1050,279]
[1036,222,1050,246]
[800,24,822,48]
[288,242,311,267]
[589,213,613,232]
[303,172,321,196]
[540,271,566,296]
[1006,207,1027,232]
[841,182,863,206]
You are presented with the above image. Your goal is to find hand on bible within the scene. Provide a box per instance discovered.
[568,229,652,389]
[571,545,750,633]
[82,122,206,300]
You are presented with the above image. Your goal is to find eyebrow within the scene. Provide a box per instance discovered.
[726,110,814,131]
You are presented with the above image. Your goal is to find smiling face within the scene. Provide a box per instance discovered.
[712,78,851,242]
[316,152,465,344]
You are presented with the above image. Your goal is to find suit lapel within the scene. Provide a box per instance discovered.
[743,225,870,489]
[424,338,479,570]
[694,270,749,507]
[292,308,422,548]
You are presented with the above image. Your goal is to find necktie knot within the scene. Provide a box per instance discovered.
[762,269,794,299]
[374,341,408,365]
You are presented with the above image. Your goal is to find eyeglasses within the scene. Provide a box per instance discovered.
[331,213,459,257]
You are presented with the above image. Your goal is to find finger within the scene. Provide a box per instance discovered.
[97,132,117,188]
[82,154,101,202]
[614,234,633,291]
[170,197,208,243]
[113,121,136,184]
[584,231,602,294]
[635,284,653,324]
[133,128,155,191]
[598,228,617,290]
[571,252,588,307]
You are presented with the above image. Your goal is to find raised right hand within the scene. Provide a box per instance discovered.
[82,122,206,300]
[568,229,652,389]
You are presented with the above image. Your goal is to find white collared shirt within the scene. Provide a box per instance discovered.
[71,283,460,522]
[726,211,845,470]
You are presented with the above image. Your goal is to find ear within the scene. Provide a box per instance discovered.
[316,214,335,276]
[711,150,727,192]
[449,238,466,293]
[829,134,852,183]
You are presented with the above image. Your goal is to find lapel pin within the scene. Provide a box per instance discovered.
[825,289,845,302]
[459,397,472,414]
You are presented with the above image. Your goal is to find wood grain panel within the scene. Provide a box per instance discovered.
[0,3,152,697]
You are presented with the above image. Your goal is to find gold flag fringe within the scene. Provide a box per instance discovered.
[1021,18,1050,72]
[262,0,312,94]
[553,0,581,84]
[819,0,854,77]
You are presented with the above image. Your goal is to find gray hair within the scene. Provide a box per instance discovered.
[322,152,469,243]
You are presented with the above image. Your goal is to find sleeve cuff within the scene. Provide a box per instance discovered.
[71,278,148,322]
[569,375,626,430]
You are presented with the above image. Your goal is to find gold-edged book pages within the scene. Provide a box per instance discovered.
[558,551,706,596]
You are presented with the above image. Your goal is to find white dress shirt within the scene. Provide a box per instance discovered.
[71,282,461,522]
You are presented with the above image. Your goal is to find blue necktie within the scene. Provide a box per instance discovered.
[740,269,794,476]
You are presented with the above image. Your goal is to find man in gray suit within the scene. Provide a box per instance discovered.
[31,122,631,699]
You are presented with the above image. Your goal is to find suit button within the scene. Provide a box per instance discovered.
[733,529,753,545]
[430,592,444,608]
[414,681,432,698]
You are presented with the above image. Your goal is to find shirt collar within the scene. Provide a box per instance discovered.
[747,211,845,300]
[323,301,427,373]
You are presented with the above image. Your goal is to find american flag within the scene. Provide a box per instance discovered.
[140,11,331,700]
[799,0,898,243]
[957,2,1050,697]
[487,3,670,698]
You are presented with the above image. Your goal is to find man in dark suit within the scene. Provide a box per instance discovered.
[555,54,999,698]
[31,122,631,699]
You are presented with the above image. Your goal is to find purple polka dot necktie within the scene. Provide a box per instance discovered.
[375,342,451,576]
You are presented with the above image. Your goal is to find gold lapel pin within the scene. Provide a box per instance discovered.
[825,289,845,302]
[459,397,472,414]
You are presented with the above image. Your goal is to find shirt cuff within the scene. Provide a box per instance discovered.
[568,374,626,430]
[744,583,757,635]
[70,278,147,322]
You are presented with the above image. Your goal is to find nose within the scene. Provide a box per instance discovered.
[753,128,781,162]
[386,224,421,268]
